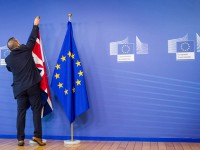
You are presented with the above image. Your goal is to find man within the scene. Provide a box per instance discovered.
[5,16,46,146]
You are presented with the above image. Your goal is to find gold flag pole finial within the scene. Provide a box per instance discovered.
[68,13,72,22]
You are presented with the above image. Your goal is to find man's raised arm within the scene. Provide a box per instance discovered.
[26,16,40,50]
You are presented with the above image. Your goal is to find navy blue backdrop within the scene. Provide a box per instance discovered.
[0,0,200,141]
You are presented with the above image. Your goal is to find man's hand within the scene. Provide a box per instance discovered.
[34,16,40,26]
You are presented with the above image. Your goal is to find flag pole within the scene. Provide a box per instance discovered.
[68,13,72,22]
[64,13,80,146]
[71,122,74,141]
[64,122,80,145]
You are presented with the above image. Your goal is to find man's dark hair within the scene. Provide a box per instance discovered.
[7,37,18,50]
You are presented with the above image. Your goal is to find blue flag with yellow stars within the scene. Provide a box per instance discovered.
[51,21,89,123]
[177,41,194,52]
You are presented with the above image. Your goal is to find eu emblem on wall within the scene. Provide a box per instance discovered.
[0,46,10,66]
[176,41,195,60]
[117,43,135,62]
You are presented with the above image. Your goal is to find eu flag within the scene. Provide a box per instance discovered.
[118,43,134,55]
[51,22,89,123]
[177,41,194,52]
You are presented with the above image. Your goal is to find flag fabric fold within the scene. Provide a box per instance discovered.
[32,31,53,117]
[51,21,89,123]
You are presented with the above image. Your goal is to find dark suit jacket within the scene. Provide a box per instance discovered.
[5,25,41,99]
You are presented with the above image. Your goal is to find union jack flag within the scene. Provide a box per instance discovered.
[32,31,53,117]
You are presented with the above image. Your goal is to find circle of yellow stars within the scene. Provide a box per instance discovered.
[54,50,84,96]
[181,42,190,52]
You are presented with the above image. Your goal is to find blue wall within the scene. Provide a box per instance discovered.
[0,0,200,141]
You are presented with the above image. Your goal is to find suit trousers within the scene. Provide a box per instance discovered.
[16,83,42,141]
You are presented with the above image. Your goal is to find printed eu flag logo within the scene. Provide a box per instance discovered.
[118,43,134,55]
[177,41,194,52]
[117,43,135,62]
[0,46,10,65]
[176,41,195,60]
[0,47,10,59]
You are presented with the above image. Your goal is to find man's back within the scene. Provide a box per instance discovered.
[5,26,41,98]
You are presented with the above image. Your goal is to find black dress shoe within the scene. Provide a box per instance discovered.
[32,137,46,146]
[18,140,24,146]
